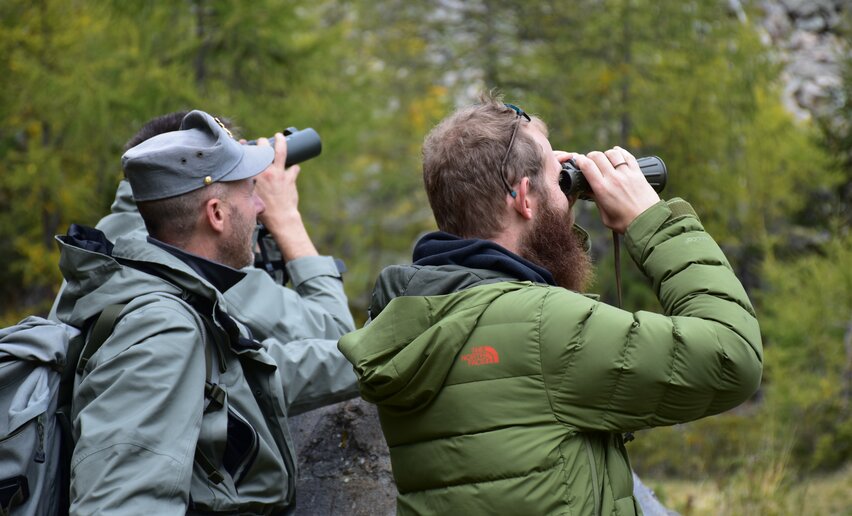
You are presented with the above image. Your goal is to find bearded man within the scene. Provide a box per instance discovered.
[338,96,763,515]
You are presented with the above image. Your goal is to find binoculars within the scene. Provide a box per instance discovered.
[246,127,322,167]
[559,156,667,199]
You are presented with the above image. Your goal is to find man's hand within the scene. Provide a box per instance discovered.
[571,146,660,233]
[254,133,319,260]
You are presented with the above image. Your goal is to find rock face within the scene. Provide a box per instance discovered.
[757,0,849,125]
[290,400,396,515]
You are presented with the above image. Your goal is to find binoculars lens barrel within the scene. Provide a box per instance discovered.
[559,155,667,199]
[246,127,322,167]
[636,156,667,193]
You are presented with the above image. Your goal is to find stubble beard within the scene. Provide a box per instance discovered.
[518,197,593,292]
[218,206,256,270]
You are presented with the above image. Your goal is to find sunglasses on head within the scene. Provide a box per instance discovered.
[499,104,531,199]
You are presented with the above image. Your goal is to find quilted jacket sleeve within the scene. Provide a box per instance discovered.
[541,198,762,432]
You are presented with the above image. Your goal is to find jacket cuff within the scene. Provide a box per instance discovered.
[285,256,342,288]
[624,198,698,260]
[624,201,670,259]
[665,197,697,219]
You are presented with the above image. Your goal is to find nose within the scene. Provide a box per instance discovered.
[254,194,265,216]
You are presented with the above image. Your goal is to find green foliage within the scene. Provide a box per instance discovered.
[0,0,126,320]
[628,413,781,478]
[760,233,852,471]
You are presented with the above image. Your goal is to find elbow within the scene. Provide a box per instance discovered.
[732,318,764,398]
[733,341,764,400]
[713,332,764,412]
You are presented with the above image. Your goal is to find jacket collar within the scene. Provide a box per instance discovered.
[147,237,245,293]
[56,225,229,327]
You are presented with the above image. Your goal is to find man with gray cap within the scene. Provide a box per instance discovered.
[53,110,356,513]
[49,110,354,344]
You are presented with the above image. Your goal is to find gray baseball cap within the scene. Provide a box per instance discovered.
[121,110,274,202]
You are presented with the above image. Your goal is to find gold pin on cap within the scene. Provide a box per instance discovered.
[213,117,233,139]
[204,176,213,185]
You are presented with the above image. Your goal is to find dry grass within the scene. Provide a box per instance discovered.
[645,464,852,515]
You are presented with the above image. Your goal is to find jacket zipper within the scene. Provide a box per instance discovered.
[583,435,601,515]
[34,414,46,463]
[0,414,47,463]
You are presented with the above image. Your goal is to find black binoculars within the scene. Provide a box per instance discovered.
[246,127,322,167]
[559,156,667,199]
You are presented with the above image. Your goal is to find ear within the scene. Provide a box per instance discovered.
[204,197,227,234]
[511,177,534,220]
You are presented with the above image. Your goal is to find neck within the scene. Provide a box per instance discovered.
[182,238,219,263]
[491,230,522,256]
[156,232,219,264]
[491,207,533,256]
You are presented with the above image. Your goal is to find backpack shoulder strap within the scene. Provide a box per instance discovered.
[56,303,127,516]
[58,303,126,415]
[75,303,126,375]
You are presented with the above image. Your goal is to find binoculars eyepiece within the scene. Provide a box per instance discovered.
[559,156,667,199]
[246,127,322,167]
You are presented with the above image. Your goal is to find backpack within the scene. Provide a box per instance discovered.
[0,317,76,516]
[0,304,225,515]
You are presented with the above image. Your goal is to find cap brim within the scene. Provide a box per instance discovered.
[219,145,274,183]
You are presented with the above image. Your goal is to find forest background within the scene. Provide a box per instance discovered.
[1,0,849,513]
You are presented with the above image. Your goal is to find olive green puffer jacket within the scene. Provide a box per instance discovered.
[339,199,763,515]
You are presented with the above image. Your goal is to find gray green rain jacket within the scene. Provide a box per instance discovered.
[338,199,763,515]
[55,224,357,514]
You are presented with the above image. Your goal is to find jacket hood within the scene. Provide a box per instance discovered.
[110,179,137,214]
[95,179,148,243]
[339,281,528,413]
[369,264,513,319]
[54,224,227,328]
[413,232,557,285]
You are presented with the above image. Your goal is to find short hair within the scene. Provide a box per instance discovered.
[124,112,239,150]
[124,112,189,151]
[137,182,228,245]
[422,94,548,239]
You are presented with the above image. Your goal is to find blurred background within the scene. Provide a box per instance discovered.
[1,0,849,513]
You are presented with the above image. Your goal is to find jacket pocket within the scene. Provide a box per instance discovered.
[223,406,259,487]
[0,413,56,514]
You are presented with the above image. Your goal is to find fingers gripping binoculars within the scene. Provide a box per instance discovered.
[247,127,322,283]
[559,156,668,199]
[247,127,322,167]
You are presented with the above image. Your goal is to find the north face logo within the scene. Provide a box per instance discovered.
[460,346,499,366]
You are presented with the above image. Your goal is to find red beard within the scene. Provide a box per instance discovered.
[518,198,593,292]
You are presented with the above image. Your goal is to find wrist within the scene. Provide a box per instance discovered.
[266,220,319,261]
